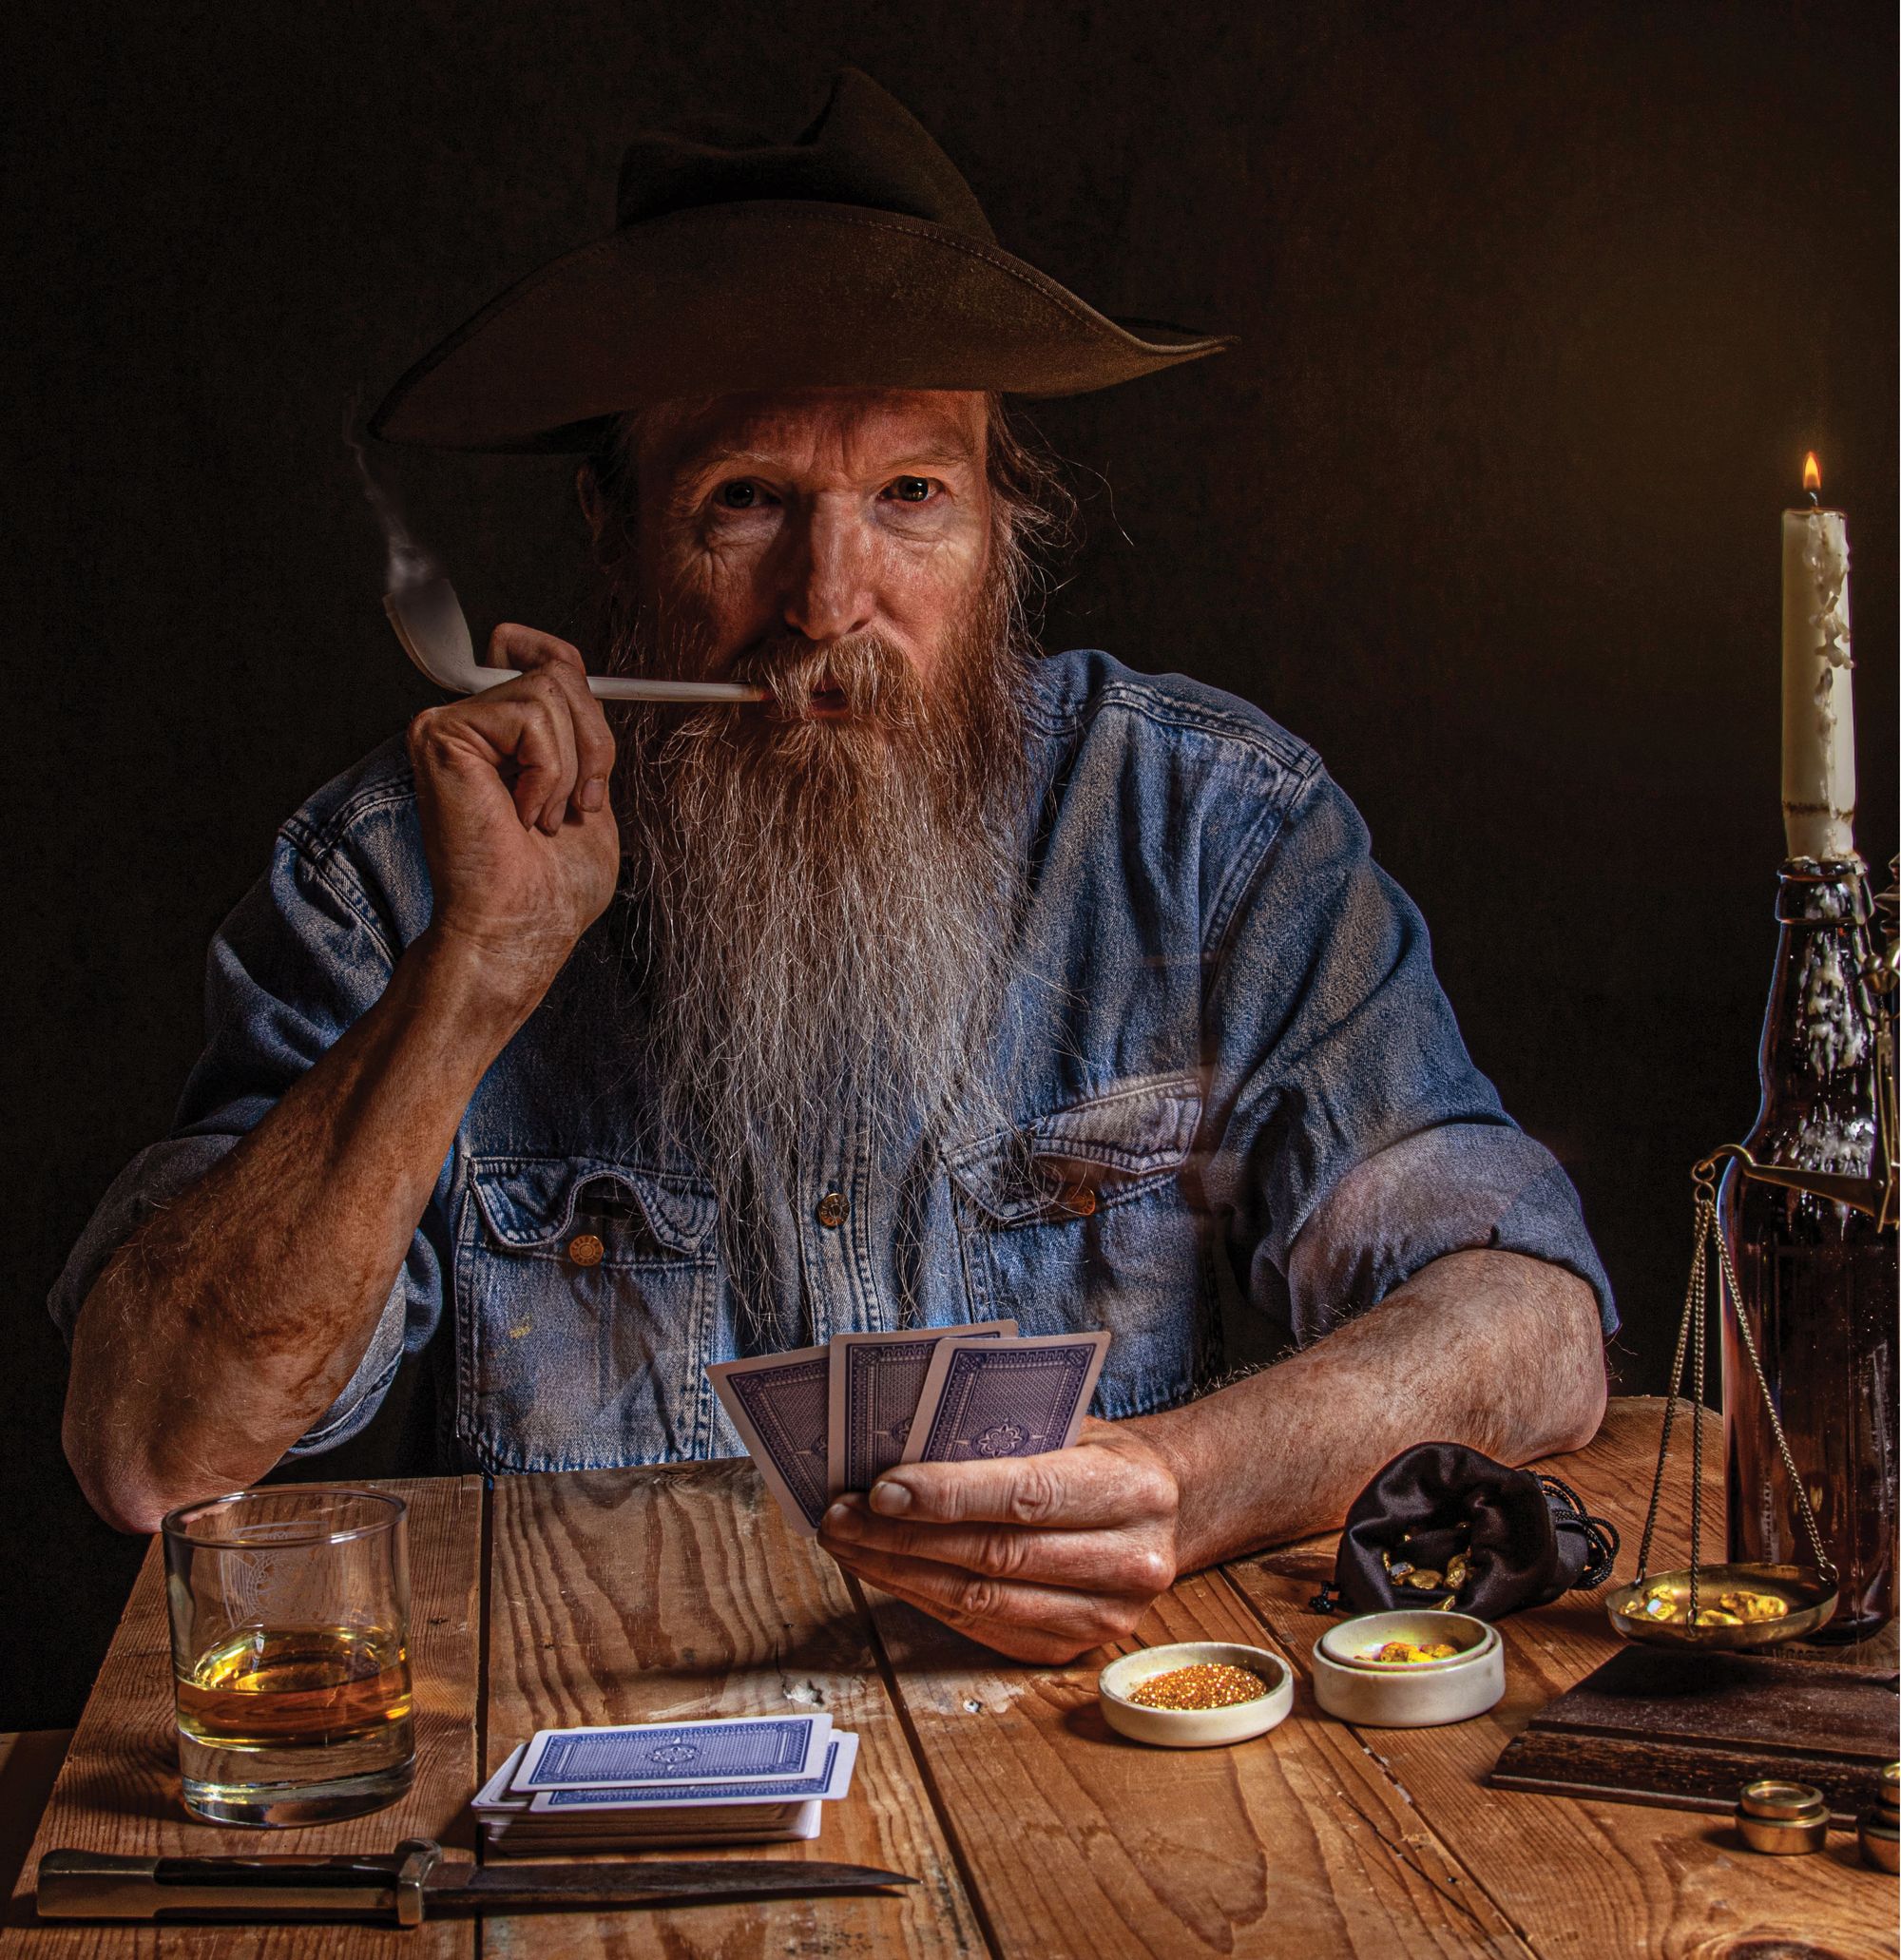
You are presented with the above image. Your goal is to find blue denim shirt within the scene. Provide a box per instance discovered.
[51,651,1614,1473]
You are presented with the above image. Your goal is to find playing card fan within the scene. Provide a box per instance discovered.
[710,1326,1110,1537]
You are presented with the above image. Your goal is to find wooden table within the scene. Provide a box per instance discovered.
[6,1399,1895,1959]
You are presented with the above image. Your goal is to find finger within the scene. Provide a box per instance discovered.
[820,1498,1173,1595]
[409,692,565,834]
[852,1571,1101,1664]
[488,622,586,677]
[829,1543,1138,1659]
[534,657,617,819]
[442,675,575,833]
[489,625,615,816]
[505,673,579,834]
[869,1442,1173,1532]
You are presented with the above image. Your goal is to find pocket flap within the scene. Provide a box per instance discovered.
[946,1073,1203,1224]
[470,1156,717,1256]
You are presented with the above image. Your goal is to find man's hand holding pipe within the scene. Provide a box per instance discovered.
[409,623,619,1013]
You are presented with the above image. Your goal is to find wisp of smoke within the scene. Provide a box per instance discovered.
[343,402,439,594]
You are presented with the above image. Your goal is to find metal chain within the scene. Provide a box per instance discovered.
[1709,1214,1839,1586]
[1688,1197,1707,1623]
[1634,1197,1709,1582]
[1640,1165,1839,1603]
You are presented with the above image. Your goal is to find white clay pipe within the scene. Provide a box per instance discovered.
[384,577,769,703]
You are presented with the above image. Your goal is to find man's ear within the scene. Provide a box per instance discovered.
[577,461,633,576]
[576,463,606,545]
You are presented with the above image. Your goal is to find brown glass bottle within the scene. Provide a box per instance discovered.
[1719,859,1897,1640]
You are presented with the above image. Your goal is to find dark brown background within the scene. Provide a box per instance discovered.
[3,1,1893,1728]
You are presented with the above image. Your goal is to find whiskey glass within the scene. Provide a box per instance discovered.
[161,1487,414,1825]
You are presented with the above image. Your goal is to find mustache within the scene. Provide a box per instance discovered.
[727,631,926,725]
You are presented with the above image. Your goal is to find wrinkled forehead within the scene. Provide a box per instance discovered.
[636,388,990,492]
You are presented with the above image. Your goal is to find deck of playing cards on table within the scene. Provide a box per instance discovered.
[708,1323,1111,1536]
[472,1713,859,1851]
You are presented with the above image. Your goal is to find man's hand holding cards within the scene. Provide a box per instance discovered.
[708,1324,1105,1531]
[710,1326,1189,1663]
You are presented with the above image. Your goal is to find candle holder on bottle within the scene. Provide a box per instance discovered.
[1605,856,1898,1652]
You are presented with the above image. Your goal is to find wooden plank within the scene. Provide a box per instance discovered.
[863,1566,1533,1957]
[482,1459,988,1960]
[0,1477,484,1959]
[1220,1398,1899,1960]
[0,1733,72,1912]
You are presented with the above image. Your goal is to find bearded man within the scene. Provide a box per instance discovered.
[54,73,1612,1662]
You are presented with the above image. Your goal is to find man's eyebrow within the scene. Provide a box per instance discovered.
[674,439,981,476]
[682,447,778,471]
[888,442,980,471]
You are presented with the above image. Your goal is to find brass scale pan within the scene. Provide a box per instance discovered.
[1604,1562,1836,1653]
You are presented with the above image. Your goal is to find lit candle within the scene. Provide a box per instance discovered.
[1780,452,1856,862]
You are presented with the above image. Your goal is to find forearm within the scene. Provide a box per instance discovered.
[64,929,528,1530]
[1127,1248,1607,1574]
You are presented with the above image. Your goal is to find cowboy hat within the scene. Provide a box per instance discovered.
[370,68,1232,452]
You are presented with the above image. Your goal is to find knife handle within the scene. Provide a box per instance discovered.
[37,1840,442,1925]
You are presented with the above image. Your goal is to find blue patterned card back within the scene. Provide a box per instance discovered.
[910,1333,1109,1464]
[531,1735,855,1810]
[708,1346,833,1531]
[519,1713,828,1789]
[835,1326,1010,1490]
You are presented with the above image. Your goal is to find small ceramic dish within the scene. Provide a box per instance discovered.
[1098,1641,1294,1749]
[1312,1611,1504,1727]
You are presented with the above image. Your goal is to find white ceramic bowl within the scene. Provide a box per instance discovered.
[1311,1611,1504,1727]
[1098,1641,1294,1749]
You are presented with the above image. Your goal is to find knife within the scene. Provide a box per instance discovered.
[38,1838,915,1925]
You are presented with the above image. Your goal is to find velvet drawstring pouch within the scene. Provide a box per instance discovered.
[1312,1442,1619,1623]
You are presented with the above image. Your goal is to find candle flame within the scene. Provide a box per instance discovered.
[1803,452,1822,493]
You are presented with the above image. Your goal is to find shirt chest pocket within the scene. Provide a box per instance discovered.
[945,1073,1216,1419]
[454,1155,720,1472]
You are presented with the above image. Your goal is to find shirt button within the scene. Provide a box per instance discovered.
[815,1191,850,1229]
[566,1232,605,1268]
[1058,1183,1097,1218]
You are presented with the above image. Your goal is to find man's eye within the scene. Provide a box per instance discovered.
[717,481,759,509]
[884,476,934,504]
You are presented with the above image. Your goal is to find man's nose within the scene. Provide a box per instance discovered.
[781,500,876,643]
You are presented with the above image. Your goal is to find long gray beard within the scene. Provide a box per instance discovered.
[613,606,1031,1342]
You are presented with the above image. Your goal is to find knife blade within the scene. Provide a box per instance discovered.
[37,1839,915,1924]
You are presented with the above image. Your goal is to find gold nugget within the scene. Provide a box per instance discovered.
[1363,1640,1461,1664]
[1402,1568,1445,1590]
[1718,1589,1789,1623]
[1634,1585,1786,1627]
[1127,1662,1268,1710]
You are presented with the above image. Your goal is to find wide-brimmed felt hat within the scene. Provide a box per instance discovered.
[371,68,1233,452]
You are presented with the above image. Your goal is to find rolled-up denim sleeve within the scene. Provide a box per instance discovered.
[1200,767,1614,1346]
[48,824,446,1455]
